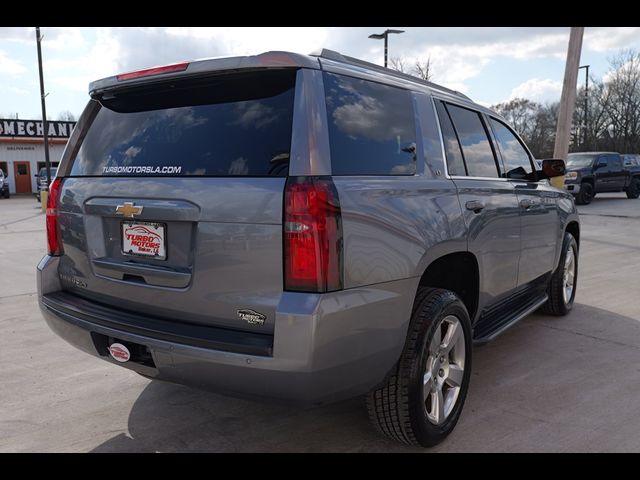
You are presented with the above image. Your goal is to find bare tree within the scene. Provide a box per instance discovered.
[413,57,433,81]
[598,50,640,152]
[389,56,407,73]
[389,55,434,82]
[492,98,559,158]
[57,111,76,121]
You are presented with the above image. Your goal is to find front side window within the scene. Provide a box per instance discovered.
[323,72,417,175]
[596,156,610,169]
[445,104,499,178]
[489,118,533,179]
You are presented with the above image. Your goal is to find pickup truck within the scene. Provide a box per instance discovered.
[564,151,640,204]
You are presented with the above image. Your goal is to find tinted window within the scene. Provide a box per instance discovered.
[610,155,622,169]
[489,118,533,179]
[324,72,416,175]
[435,101,466,176]
[39,168,57,177]
[567,154,597,168]
[596,156,609,168]
[69,70,296,177]
[446,104,499,178]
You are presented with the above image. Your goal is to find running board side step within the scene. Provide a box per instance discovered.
[473,294,548,344]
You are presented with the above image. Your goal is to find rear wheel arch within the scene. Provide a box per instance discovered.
[418,252,479,321]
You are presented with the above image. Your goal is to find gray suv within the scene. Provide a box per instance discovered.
[37,49,579,447]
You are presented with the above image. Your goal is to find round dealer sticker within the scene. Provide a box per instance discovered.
[108,343,130,363]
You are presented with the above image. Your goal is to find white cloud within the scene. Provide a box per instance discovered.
[510,78,562,103]
[0,27,86,50]
[4,26,640,120]
[584,27,640,53]
[0,50,27,75]
[47,27,120,92]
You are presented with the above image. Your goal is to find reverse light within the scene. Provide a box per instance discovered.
[284,177,343,293]
[116,62,189,81]
[46,177,64,256]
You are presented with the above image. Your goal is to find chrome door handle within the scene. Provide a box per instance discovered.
[465,200,484,213]
[519,199,536,209]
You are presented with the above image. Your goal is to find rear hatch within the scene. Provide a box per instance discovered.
[55,69,298,335]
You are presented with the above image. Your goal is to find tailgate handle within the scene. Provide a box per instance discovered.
[92,257,191,289]
[122,273,147,285]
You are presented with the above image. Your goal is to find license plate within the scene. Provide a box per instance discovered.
[121,221,166,260]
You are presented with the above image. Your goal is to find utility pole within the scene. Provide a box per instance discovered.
[579,64,590,149]
[553,27,584,162]
[36,27,52,192]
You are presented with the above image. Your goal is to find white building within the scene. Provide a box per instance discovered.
[0,118,76,194]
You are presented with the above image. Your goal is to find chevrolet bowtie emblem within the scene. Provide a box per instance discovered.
[115,202,143,218]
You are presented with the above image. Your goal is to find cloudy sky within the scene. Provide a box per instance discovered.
[1,26,639,120]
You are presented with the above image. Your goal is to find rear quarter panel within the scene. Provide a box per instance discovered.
[334,92,467,289]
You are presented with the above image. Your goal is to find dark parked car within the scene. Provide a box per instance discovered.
[35,167,58,202]
[37,49,579,447]
[564,152,640,204]
[0,169,9,198]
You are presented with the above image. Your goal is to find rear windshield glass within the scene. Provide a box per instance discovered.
[69,70,297,177]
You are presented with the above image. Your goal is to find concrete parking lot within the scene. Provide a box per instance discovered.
[1,192,639,452]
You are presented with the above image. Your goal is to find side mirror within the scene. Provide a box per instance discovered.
[540,159,566,179]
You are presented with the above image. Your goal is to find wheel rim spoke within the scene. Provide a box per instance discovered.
[430,388,445,425]
[441,318,462,354]
[446,364,464,388]
[423,371,434,399]
[429,327,442,355]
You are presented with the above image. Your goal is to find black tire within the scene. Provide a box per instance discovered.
[541,232,578,316]
[576,183,594,205]
[626,178,640,199]
[4,191,9,199]
[366,287,472,447]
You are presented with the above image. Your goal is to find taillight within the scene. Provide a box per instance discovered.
[116,61,189,81]
[284,177,343,293]
[46,177,64,256]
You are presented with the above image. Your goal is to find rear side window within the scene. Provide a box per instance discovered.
[323,72,417,175]
[488,117,533,179]
[435,101,466,176]
[445,104,499,178]
[69,70,297,177]
[610,155,622,169]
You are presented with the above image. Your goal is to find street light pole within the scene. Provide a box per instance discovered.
[579,64,589,149]
[368,29,405,68]
[35,27,52,190]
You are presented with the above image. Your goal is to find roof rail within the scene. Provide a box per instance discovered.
[310,48,472,101]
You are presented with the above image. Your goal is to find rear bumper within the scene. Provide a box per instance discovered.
[37,255,417,404]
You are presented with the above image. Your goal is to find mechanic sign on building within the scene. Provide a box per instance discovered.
[0,118,76,194]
